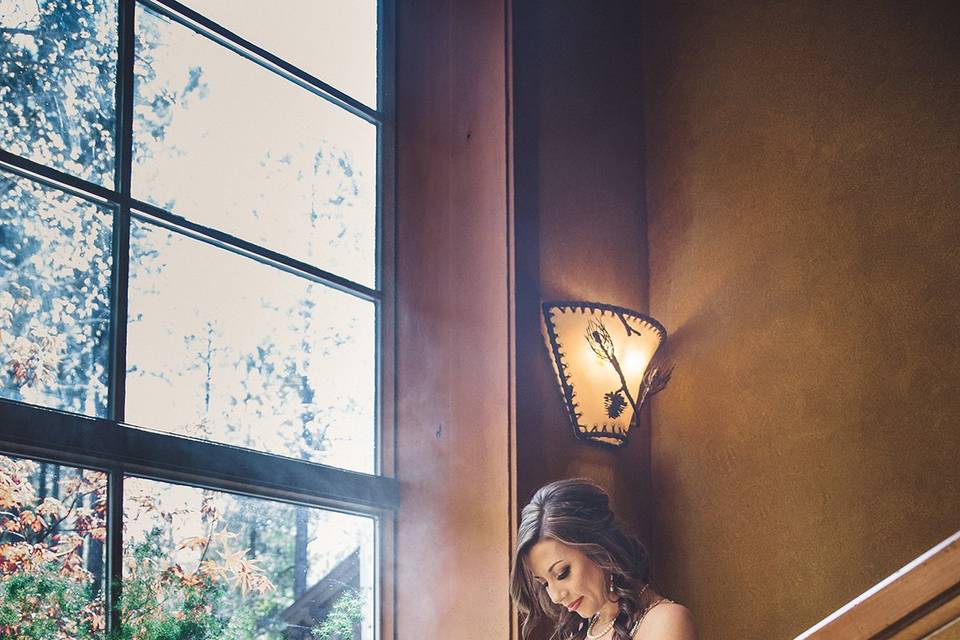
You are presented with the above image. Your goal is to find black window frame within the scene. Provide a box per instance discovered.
[0,0,398,634]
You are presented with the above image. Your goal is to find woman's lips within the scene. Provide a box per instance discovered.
[567,596,584,612]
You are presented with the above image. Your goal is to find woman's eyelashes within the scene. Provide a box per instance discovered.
[534,565,569,589]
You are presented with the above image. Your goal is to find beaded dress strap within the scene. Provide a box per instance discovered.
[628,599,674,637]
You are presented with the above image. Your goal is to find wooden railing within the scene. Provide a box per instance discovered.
[796,531,960,640]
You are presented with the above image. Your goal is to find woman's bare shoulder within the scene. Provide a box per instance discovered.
[633,602,697,640]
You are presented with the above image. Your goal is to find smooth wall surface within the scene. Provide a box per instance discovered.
[395,0,513,638]
[512,0,654,611]
[643,1,960,637]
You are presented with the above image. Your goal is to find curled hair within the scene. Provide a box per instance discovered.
[510,479,651,640]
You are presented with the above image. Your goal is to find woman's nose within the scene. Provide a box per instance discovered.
[547,583,566,605]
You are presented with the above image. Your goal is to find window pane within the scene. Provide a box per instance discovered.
[0,0,117,187]
[133,6,377,288]
[0,454,107,638]
[126,220,376,473]
[123,477,376,640]
[184,0,378,108]
[0,170,112,416]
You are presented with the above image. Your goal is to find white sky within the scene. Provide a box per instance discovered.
[132,4,377,287]
[121,3,379,473]
[183,0,378,107]
[125,221,376,473]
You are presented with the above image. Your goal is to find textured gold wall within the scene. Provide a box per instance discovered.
[643,1,960,638]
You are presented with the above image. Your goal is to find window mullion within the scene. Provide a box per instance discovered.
[107,0,136,632]
[0,401,401,510]
[106,469,125,635]
[115,0,136,200]
[110,0,135,422]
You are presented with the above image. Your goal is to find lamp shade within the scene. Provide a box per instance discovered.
[541,301,669,446]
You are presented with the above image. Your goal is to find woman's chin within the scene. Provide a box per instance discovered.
[577,606,597,620]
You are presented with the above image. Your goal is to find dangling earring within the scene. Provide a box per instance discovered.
[609,573,615,593]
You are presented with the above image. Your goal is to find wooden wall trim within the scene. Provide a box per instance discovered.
[796,531,960,640]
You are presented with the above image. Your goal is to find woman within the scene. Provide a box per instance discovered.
[511,479,697,640]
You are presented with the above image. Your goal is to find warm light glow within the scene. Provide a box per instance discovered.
[542,301,669,447]
[622,347,653,378]
[583,342,607,367]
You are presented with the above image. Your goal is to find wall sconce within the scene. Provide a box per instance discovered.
[542,301,672,447]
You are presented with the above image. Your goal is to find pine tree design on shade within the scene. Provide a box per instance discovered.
[604,390,628,418]
[585,318,640,418]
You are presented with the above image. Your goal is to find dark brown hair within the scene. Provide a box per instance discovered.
[510,478,651,640]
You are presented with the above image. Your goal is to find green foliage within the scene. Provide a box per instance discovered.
[311,590,364,640]
[0,562,103,639]
[114,529,226,640]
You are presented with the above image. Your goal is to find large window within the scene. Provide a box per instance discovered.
[0,0,395,638]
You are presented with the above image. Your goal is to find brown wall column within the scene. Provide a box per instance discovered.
[395,0,513,639]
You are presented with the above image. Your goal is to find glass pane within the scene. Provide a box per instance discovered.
[0,0,117,187]
[133,6,377,288]
[0,169,113,416]
[123,477,375,640]
[184,0,378,108]
[126,221,376,473]
[0,455,107,638]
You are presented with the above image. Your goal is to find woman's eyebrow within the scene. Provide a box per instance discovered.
[532,559,565,581]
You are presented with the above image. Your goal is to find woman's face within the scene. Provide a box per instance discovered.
[526,537,610,620]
